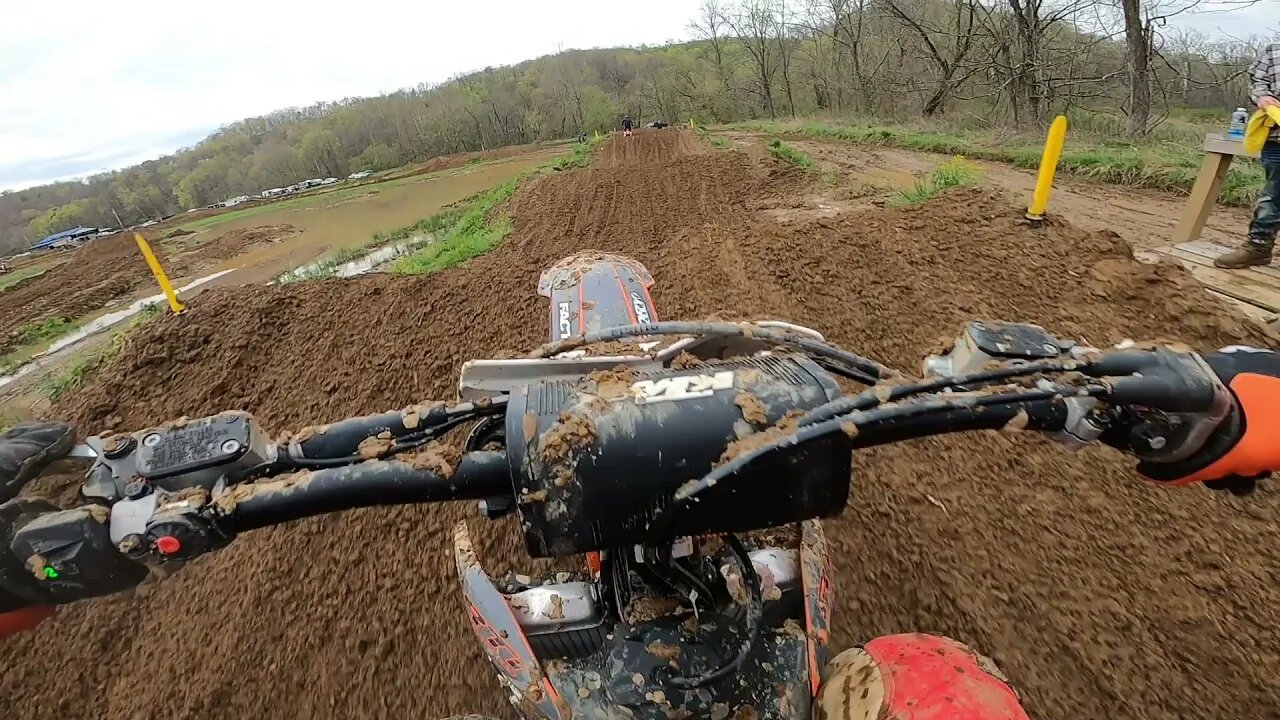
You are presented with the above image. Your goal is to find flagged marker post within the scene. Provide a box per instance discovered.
[1026,115,1068,223]
[134,233,186,314]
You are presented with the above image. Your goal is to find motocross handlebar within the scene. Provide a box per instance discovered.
[227,451,510,532]
[6,323,1237,612]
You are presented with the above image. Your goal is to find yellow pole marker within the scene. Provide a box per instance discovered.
[690,117,696,129]
[134,233,186,313]
[1027,115,1068,222]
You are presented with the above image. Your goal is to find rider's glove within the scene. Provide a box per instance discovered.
[0,422,74,636]
[0,421,74,504]
[1,421,148,637]
[1137,347,1280,495]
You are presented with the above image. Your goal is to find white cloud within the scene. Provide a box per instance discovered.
[1,0,1277,190]
[0,0,700,189]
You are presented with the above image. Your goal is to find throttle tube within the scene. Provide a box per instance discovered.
[293,405,455,459]
[228,451,512,531]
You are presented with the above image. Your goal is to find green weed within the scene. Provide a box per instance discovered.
[767,139,815,170]
[15,316,74,345]
[388,179,520,275]
[548,137,604,172]
[891,157,979,207]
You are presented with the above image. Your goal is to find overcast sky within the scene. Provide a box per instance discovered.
[1,0,1277,192]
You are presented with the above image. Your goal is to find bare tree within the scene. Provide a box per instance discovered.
[723,0,781,117]
[879,0,986,116]
[1108,0,1262,136]
[691,0,736,109]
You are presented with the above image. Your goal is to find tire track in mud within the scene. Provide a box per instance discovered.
[5,130,1280,720]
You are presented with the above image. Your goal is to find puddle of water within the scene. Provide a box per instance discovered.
[279,233,434,282]
[0,269,236,389]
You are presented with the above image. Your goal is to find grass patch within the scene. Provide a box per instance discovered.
[891,157,980,207]
[387,180,519,275]
[736,119,1264,207]
[0,266,46,292]
[767,139,814,170]
[37,304,164,402]
[15,316,74,345]
[40,353,104,402]
[388,138,602,276]
[547,138,601,172]
[695,125,733,150]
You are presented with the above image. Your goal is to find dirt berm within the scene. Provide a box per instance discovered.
[4,131,1278,720]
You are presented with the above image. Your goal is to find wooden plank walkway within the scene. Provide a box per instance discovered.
[1150,241,1280,330]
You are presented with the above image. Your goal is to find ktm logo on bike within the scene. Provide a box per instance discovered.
[631,371,734,405]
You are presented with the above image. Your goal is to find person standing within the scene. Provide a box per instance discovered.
[1216,43,1280,269]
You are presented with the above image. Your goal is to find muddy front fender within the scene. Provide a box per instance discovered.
[453,521,568,720]
[801,519,834,697]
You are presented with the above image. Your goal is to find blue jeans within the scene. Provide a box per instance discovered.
[1249,142,1280,248]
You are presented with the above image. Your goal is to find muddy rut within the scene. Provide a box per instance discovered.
[4,130,1279,720]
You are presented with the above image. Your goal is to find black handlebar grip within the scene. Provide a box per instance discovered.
[227,451,511,531]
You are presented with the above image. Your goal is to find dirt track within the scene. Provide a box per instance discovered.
[4,130,1280,720]
[0,225,299,340]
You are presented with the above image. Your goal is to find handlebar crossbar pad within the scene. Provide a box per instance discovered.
[507,354,850,557]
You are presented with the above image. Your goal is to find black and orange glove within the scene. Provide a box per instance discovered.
[1138,347,1280,495]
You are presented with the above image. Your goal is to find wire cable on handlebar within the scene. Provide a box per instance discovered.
[280,416,476,469]
[647,384,1111,544]
[800,358,1089,427]
[529,321,888,385]
[657,534,762,690]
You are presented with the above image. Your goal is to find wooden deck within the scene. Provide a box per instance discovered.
[1146,241,1280,329]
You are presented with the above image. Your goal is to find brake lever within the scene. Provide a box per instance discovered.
[1086,348,1235,464]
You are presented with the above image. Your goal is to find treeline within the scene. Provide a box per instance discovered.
[0,0,1266,255]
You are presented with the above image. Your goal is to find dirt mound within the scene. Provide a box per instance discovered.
[593,129,708,168]
[4,139,1280,720]
[0,225,299,338]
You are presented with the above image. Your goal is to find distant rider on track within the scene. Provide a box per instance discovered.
[621,114,634,137]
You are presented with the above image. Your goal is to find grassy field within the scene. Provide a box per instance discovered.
[735,116,1265,207]
[0,266,47,292]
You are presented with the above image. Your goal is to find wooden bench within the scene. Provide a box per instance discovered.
[1172,133,1260,244]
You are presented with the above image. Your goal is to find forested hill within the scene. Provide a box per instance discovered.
[0,0,1262,255]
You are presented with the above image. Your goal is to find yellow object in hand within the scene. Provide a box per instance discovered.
[1243,107,1280,155]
